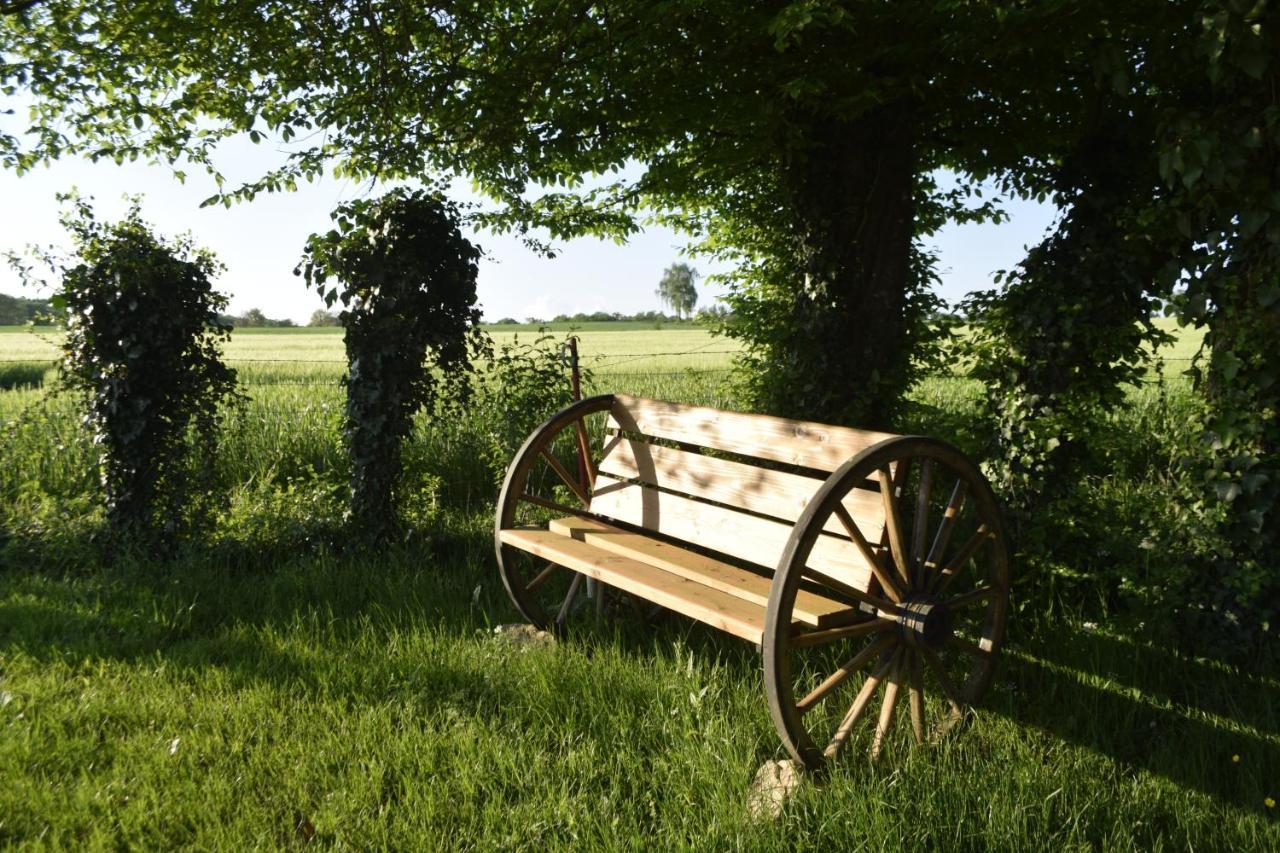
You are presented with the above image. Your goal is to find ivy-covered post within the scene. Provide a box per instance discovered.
[963,120,1180,526]
[40,196,239,546]
[297,190,489,544]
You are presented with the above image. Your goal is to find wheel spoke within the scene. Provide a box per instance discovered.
[870,648,904,761]
[930,524,994,595]
[824,656,892,758]
[925,479,967,571]
[878,467,911,589]
[834,503,905,603]
[945,585,998,610]
[518,492,592,518]
[525,561,560,593]
[796,635,895,714]
[573,417,596,485]
[801,564,904,617]
[947,634,994,660]
[791,618,894,648]
[555,572,585,628]
[539,448,590,507]
[910,459,933,588]
[907,651,925,745]
[920,646,965,716]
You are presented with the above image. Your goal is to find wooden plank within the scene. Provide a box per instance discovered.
[548,516,858,628]
[597,436,884,541]
[608,395,899,473]
[587,474,874,591]
[498,528,768,642]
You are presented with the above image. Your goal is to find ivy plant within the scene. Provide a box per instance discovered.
[27,196,240,546]
[297,190,489,543]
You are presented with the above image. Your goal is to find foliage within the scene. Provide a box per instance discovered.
[962,119,1182,520]
[1152,0,1280,639]
[221,307,296,328]
[8,196,239,545]
[655,263,698,319]
[471,332,588,486]
[0,292,55,325]
[722,228,956,429]
[0,0,1109,425]
[954,1,1277,645]
[296,189,488,543]
[307,309,340,327]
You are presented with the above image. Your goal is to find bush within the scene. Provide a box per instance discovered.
[43,197,239,545]
[471,332,587,485]
[297,189,489,543]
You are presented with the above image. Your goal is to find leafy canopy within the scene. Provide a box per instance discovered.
[1,1,1110,238]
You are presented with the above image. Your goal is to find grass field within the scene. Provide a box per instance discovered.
[1,321,1275,849]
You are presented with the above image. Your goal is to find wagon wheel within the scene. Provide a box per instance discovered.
[495,394,623,631]
[763,436,1010,771]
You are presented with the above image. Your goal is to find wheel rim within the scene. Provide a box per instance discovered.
[764,436,1010,770]
[495,395,616,631]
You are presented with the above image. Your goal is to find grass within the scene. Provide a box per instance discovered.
[1,323,1275,849]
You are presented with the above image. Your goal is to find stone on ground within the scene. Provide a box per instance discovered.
[748,759,805,821]
[493,623,556,649]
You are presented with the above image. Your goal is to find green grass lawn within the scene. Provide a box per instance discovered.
[2,537,1275,849]
[1,323,1274,849]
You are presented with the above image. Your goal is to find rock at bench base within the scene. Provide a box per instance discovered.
[493,623,556,649]
[748,759,804,821]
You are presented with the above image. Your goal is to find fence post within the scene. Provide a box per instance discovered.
[563,335,601,613]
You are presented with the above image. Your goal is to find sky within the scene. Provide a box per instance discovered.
[0,136,1061,324]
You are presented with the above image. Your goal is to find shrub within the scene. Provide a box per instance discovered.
[41,197,239,545]
[471,332,588,485]
[297,190,489,543]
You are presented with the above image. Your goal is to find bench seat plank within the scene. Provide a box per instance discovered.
[589,474,875,591]
[547,516,857,628]
[609,394,898,473]
[598,435,885,541]
[498,527,769,642]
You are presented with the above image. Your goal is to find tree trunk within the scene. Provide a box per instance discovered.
[779,101,918,428]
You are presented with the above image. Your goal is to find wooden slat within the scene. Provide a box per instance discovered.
[597,436,884,541]
[548,516,858,628]
[588,474,874,591]
[609,395,899,474]
[498,528,768,642]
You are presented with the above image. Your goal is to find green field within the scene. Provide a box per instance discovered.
[1,322,1275,849]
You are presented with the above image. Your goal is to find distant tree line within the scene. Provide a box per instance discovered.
[0,292,55,325]
[495,306,730,326]
[217,307,296,328]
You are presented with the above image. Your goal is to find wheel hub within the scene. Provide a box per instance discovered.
[896,597,952,649]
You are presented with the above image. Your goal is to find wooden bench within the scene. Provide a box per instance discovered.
[495,394,1010,769]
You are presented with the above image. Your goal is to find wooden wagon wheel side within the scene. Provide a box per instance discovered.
[495,394,616,630]
[763,436,1011,771]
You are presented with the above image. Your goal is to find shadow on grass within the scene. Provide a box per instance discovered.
[989,623,1278,812]
[4,519,1275,816]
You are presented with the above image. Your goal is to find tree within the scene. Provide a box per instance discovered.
[308,309,340,327]
[238,307,267,328]
[0,0,1112,427]
[656,263,697,319]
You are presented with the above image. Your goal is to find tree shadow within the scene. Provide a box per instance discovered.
[989,623,1278,811]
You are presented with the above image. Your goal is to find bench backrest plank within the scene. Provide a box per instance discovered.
[608,394,897,473]
[597,435,884,541]
[589,473,875,591]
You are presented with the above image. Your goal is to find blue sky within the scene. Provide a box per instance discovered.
[0,137,1059,323]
